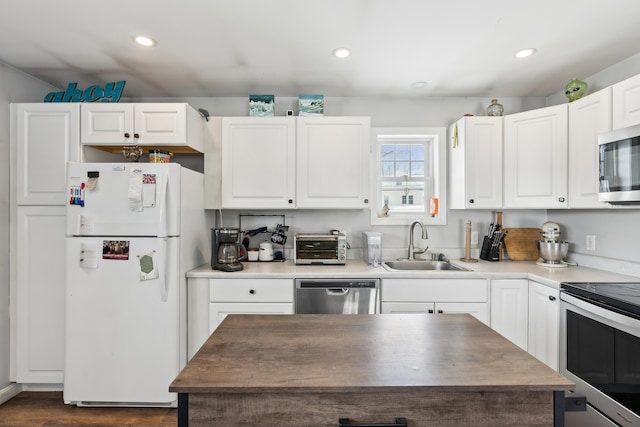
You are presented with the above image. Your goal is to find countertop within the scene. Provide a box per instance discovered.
[187,259,640,289]
[170,313,573,393]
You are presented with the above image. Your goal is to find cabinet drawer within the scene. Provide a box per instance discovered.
[210,278,293,302]
[382,278,487,302]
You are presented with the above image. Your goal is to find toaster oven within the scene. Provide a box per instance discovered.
[294,233,347,265]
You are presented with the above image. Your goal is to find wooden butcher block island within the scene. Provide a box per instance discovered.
[170,314,574,427]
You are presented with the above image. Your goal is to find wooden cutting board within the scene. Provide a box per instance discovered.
[503,228,541,261]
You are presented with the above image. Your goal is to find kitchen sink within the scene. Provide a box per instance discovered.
[382,260,471,272]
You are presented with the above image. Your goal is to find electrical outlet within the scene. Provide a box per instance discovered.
[471,231,478,245]
[586,235,596,251]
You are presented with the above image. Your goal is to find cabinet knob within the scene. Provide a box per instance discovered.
[134,133,140,139]
[437,309,444,314]
[124,132,130,138]
[288,199,293,204]
[469,199,474,204]
[249,289,255,294]
[549,295,556,301]
[364,199,369,204]
[428,309,434,314]
[558,197,565,202]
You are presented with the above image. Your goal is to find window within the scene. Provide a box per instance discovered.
[370,127,447,225]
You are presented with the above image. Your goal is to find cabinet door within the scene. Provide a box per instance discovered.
[15,206,66,383]
[612,73,640,130]
[449,117,503,209]
[568,88,611,208]
[528,281,560,370]
[80,103,134,144]
[296,117,370,208]
[381,302,435,314]
[504,104,568,208]
[14,103,80,205]
[134,103,188,145]
[436,302,489,326]
[490,279,528,350]
[221,117,296,209]
[381,302,488,325]
[209,303,293,333]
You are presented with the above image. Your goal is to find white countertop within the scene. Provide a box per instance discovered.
[187,259,640,289]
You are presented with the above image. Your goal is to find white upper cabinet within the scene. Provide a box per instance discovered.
[504,104,568,208]
[448,116,503,209]
[296,116,370,209]
[568,87,611,208]
[80,103,204,152]
[220,117,296,209]
[612,73,640,130]
[13,103,81,205]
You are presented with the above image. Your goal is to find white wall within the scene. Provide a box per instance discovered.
[0,63,56,392]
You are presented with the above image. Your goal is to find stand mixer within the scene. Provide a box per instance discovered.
[536,221,570,267]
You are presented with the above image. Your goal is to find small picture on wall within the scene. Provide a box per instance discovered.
[249,95,275,116]
[298,94,324,116]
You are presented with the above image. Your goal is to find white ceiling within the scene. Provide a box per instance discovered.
[2,0,640,99]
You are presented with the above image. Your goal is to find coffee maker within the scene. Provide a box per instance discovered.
[211,228,244,272]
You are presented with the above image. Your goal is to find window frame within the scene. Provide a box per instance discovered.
[370,127,447,226]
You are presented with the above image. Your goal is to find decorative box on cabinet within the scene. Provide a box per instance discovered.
[380,278,489,325]
[80,103,204,153]
[448,116,503,209]
[504,104,568,208]
[568,87,611,208]
[528,281,560,370]
[296,116,370,208]
[612,73,640,130]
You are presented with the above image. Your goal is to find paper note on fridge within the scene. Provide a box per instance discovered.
[142,174,157,208]
[79,241,100,269]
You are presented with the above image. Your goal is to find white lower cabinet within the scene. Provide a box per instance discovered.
[380,278,489,325]
[490,279,529,350]
[14,206,67,383]
[187,277,293,360]
[528,280,560,370]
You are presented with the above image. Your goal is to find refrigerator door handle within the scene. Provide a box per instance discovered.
[157,171,169,238]
[160,238,169,302]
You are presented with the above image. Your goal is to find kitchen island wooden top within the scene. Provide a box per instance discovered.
[171,313,572,393]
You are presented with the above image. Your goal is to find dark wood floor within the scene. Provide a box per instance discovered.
[0,392,176,427]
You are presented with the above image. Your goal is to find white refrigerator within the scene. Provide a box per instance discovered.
[63,162,207,407]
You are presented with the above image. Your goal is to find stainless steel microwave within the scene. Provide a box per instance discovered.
[598,123,640,204]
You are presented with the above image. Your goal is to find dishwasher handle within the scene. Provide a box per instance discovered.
[326,288,349,296]
[339,418,407,427]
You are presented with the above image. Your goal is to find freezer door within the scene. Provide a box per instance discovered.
[63,236,180,406]
[66,162,181,237]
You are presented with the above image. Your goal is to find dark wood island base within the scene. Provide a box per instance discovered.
[171,314,573,427]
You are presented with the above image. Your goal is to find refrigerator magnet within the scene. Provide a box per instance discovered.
[137,251,159,281]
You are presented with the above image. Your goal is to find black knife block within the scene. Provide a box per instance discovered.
[479,235,500,261]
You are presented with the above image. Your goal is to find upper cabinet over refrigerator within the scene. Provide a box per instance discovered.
[80,103,204,153]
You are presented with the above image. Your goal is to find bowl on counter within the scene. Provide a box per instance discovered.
[537,240,569,264]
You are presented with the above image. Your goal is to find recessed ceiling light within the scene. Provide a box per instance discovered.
[410,81,428,89]
[332,48,351,59]
[515,48,536,59]
[134,35,156,47]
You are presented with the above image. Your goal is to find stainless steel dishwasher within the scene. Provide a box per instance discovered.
[295,278,380,314]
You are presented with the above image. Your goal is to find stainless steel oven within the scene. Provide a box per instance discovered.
[560,282,640,427]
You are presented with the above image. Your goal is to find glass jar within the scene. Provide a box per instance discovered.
[487,99,504,116]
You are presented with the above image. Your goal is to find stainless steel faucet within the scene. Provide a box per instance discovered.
[408,220,428,259]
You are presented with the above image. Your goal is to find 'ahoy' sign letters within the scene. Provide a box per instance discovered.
[44,81,126,103]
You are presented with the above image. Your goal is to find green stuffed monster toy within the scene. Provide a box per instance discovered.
[565,78,588,102]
